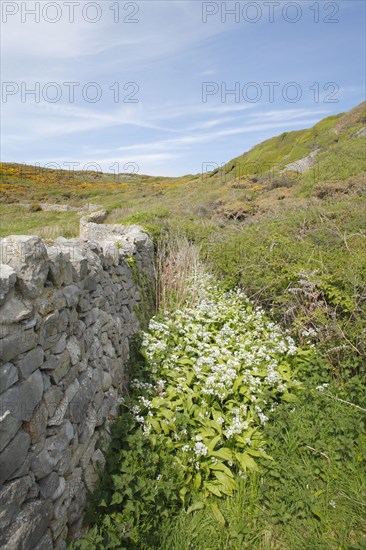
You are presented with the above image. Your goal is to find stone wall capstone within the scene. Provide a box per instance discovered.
[0,218,155,549]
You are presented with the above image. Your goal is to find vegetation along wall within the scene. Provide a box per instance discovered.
[0,217,155,549]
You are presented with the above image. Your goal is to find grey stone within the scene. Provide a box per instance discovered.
[33,531,53,550]
[40,312,61,350]
[0,264,17,305]
[66,336,81,365]
[69,372,95,424]
[54,238,88,281]
[48,379,79,426]
[50,350,70,384]
[0,369,43,422]
[44,385,63,417]
[57,449,72,476]
[41,371,51,391]
[62,285,81,307]
[54,535,67,550]
[0,500,52,550]
[51,333,67,355]
[38,291,67,316]
[0,409,21,452]
[23,400,48,448]
[0,236,49,299]
[53,468,82,520]
[0,430,31,485]
[59,309,70,332]
[52,291,67,310]
[0,221,156,548]
[0,295,33,324]
[22,317,38,330]
[38,471,59,499]
[27,482,39,500]
[94,390,104,411]
[72,320,85,340]
[16,346,44,379]
[0,363,18,394]
[67,483,87,526]
[51,476,65,500]
[84,274,97,291]
[31,422,73,480]
[41,354,58,371]
[78,405,98,444]
[0,327,37,363]
[60,364,78,389]
[83,462,100,492]
[47,245,73,286]
[83,307,100,327]
[49,513,68,542]
[8,452,33,481]
[0,476,33,531]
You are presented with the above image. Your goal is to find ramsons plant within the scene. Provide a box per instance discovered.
[132,277,301,499]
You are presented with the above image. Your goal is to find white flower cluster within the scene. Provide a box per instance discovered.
[193,441,209,457]
[226,406,251,439]
[316,383,329,392]
[144,287,297,406]
[135,283,299,475]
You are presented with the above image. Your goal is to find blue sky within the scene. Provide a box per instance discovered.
[1,0,365,176]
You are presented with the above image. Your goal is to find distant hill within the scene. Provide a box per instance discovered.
[0,102,365,236]
[211,100,366,186]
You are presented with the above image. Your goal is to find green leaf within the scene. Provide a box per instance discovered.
[281,392,298,402]
[193,471,202,490]
[210,448,233,461]
[205,483,222,497]
[177,357,194,366]
[207,435,221,451]
[209,419,224,433]
[159,407,174,420]
[185,372,195,385]
[197,429,216,439]
[186,501,205,514]
[149,418,161,434]
[246,448,273,460]
[160,421,170,435]
[210,502,226,526]
[110,492,123,505]
[235,452,259,472]
[311,507,323,521]
[151,397,164,408]
[180,486,188,503]
[232,375,244,393]
[212,470,237,492]
[216,484,234,496]
[209,461,234,478]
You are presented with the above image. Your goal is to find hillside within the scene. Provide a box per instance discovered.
[1,102,365,238]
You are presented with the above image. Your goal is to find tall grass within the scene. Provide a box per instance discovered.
[156,233,207,312]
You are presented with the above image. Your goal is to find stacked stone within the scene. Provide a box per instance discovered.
[0,221,155,549]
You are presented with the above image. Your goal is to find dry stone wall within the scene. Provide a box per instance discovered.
[0,219,155,549]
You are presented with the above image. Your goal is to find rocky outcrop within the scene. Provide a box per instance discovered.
[0,219,155,549]
[280,149,319,174]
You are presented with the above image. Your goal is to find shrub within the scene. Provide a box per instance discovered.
[29,201,42,212]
